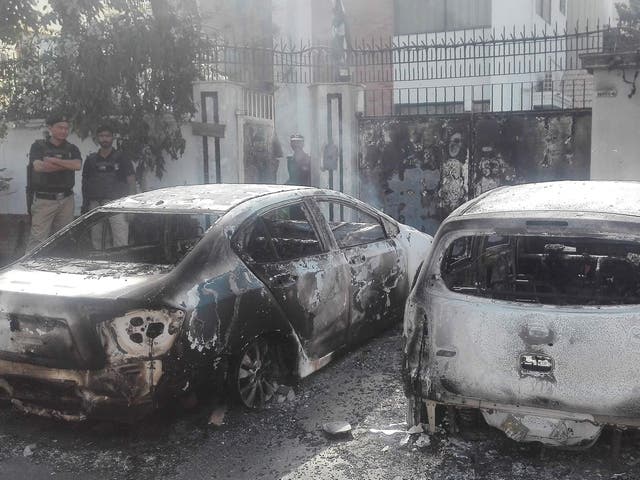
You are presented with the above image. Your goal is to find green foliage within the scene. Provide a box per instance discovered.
[0,0,41,44]
[616,0,640,45]
[0,0,205,178]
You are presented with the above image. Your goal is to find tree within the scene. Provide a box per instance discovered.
[0,0,41,44]
[0,0,206,178]
[616,0,640,46]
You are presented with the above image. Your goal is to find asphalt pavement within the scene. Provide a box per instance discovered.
[1,327,639,480]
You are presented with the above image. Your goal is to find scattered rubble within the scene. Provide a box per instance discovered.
[322,421,352,437]
[23,444,36,457]
[414,434,431,448]
[274,385,296,404]
[208,405,228,427]
[407,424,424,435]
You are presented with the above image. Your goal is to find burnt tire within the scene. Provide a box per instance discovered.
[230,336,290,409]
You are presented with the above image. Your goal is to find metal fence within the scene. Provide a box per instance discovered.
[364,77,593,116]
[1,23,612,119]
[196,23,611,85]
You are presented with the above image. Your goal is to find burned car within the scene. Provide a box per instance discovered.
[404,181,640,448]
[0,184,431,420]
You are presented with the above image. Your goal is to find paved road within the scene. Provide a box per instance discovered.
[0,328,639,480]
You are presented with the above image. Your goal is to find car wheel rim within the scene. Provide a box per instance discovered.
[237,339,279,408]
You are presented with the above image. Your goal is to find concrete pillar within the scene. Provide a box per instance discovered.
[308,83,365,196]
[582,52,640,181]
[192,81,245,183]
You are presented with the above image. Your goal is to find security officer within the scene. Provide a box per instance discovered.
[286,133,311,186]
[26,113,82,252]
[81,124,136,249]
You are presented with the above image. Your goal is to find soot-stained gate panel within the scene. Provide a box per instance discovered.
[358,111,591,235]
[359,117,471,235]
[471,112,591,196]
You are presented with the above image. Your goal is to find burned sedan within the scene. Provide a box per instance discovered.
[0,184,431,420]
[403,181,640,448]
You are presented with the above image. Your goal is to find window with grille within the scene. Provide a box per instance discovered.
[394,0,491,35]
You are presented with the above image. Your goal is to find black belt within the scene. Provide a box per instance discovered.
[35,190,73,200]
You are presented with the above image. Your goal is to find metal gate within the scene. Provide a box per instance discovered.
[358,109,592,235]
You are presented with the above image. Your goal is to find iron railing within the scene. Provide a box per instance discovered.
[196,23,611,85]
[363,78,593,117]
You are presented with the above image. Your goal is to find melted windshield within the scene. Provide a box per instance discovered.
[34,211,220,266]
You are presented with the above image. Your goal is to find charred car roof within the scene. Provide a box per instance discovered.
[449,181,640,220]
[103,184,314,212]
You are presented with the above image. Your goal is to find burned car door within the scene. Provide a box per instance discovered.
[235,201,350,359]
[313,199,405,345]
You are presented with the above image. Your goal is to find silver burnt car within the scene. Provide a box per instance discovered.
[404,181,640,448]
[0,184,432,421]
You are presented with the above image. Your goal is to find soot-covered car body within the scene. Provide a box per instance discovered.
[0,184,431,421]
[403,181,640,448]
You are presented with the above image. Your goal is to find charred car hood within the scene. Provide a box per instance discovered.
[0,258,173,300]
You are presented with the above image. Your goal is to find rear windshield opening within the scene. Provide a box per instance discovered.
[442,235,640,305]
[34,211,219,266]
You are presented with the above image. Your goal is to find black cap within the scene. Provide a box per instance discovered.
[46,112,71,126]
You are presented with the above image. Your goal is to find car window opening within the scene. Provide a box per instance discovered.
[442,235,640,305]
[243,203,323,263]
[33,212,220,266]
[316,200,386,248]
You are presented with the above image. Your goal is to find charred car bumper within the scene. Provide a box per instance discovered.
[0,358,163,421]
[409,392,640,448]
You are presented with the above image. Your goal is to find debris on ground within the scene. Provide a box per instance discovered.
[275,385,296,403]
[407,424,424,435]
[322,421,352,437]
[23,444,36,457]
[208,405,228,427]
[414,434,431,448]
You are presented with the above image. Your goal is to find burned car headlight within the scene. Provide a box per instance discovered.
[98,308,185,361]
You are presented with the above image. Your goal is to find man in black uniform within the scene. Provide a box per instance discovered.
[82,124,136,249]
[286,133,312,186]
[26,113,82,252]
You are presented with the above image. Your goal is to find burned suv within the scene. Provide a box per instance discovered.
[404,181,640,448]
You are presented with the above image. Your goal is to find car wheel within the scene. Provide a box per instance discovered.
[233,337,288,409]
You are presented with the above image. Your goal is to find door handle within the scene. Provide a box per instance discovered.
[520,353,553,373]
[271,273,298,287]
[349,255,366,265]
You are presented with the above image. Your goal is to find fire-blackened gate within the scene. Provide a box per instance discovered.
[358,110,592,235]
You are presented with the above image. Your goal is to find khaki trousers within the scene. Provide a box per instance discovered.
[89,199,129,249]
[26,195,75,252]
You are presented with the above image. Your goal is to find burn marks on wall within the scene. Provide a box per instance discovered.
[359,112,591,234]
[359,117,470,235]
[472,113,591,196]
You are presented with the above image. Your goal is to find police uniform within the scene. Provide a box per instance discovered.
[26,138,81,252]
[82,149,134,249]
[286,134,311,186]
